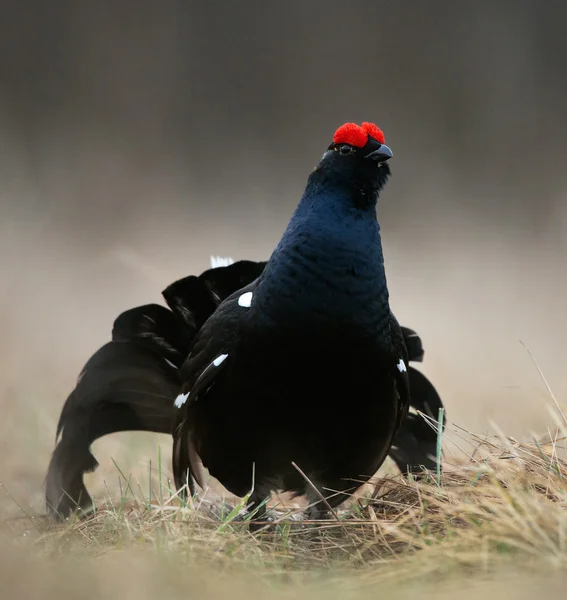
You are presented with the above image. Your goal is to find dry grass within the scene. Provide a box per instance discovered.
[3,408,567,599]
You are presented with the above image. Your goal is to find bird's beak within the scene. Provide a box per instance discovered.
[364,144,393,162]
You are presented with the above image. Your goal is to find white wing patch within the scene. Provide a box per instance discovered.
[237,291,253,308]
[163,358,178,369]
[396,358,407,373]
[210,255,234,268]
[174,354,228,408]
[213,353,228,367]
[174,391,190,408]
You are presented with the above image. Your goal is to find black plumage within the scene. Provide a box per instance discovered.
[171,121,442,521]
[44,261,265,518]
[45,125,446,521]
[45,263,445,519]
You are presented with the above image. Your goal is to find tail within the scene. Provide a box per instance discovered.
[392,327,447,477]
[45,259,446,518]
[45,307,184,519]
[45,259,266,520]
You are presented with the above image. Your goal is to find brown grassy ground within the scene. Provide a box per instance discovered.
[2,409,567,599]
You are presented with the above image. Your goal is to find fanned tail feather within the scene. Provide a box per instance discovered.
[45,259,446,519]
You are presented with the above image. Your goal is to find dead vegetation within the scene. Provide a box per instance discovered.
[3,410,567,595]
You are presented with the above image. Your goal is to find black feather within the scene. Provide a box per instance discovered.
[45,263,265,519]
[46,260,446,518]
[171,127,444,521]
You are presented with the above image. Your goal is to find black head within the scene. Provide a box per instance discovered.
[311,121,393,207]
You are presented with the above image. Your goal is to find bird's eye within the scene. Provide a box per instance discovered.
[339,144,353,155]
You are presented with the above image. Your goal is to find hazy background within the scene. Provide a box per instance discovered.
[1,0,567,516]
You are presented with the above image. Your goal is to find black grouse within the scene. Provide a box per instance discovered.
[45,126,446,522]
[171,121,436,521]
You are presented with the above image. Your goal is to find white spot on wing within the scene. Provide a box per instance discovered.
[237,291,253,308]
[174,391,190,408]
[210,255,234,268]
[213,353,228,367]
[397,358,407,373]
[163,358,178,369]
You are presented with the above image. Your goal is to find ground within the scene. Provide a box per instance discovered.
[2,403,567,599]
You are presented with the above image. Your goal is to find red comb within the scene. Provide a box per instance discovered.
[333,122,386,148]
[333,123,368,148]
[361,122,385,144]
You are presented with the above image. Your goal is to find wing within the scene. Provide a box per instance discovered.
[171,280,258,495]
[389,312,411,431]
[198,260,266,304]
[46,304,185,519]
[111,302,191,364]
[162,259,266,332]
[389,366,446,476]
[401,326,424,362]
[390,323,447,477]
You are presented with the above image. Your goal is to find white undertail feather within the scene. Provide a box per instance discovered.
[210,255,234,268]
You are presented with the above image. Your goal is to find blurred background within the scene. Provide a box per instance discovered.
[1,0,566,516]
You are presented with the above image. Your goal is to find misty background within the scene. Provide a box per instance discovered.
[1,1,566,513]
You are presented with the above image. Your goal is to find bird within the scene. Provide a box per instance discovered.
[45,257,445,520]
[45,126,446,522]
[170,121,443,523]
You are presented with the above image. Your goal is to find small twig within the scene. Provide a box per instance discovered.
[291,461,362,549]
[291,461,341,521]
